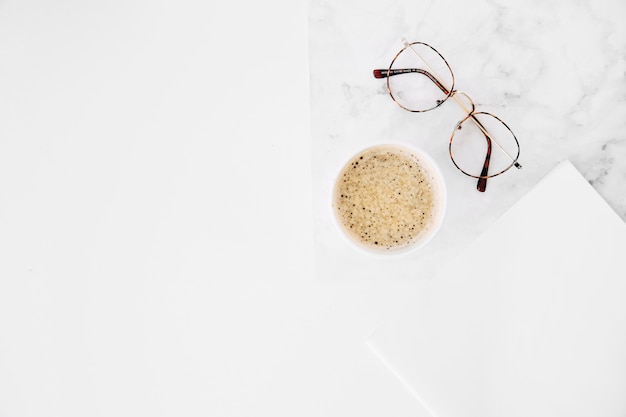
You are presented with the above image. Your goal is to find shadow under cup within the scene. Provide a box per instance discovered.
[332,144,446,255]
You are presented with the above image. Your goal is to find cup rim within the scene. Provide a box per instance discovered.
[330,142,447,257]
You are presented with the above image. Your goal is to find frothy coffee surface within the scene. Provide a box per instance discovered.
[333,145,438,251]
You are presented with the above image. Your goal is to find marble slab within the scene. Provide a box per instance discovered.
[308,0,626,281]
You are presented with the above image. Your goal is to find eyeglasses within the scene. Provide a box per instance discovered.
[374,39,522,192]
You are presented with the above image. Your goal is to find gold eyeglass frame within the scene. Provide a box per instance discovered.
[374,40,522,192]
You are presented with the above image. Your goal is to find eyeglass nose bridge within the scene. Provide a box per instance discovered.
[448,90,476,117]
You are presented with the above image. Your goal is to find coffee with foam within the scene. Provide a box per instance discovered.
[333,144,445,253]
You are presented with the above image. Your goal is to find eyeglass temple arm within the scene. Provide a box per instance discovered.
[470,113,491,192]
[477,136,491,192]
[373,68,450,95]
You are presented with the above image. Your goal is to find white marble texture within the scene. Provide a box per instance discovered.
[309,0,626,281]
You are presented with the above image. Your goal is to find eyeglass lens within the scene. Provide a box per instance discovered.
[387,42,454,112]
[450,112,520,179]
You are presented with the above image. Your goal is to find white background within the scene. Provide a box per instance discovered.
[3,0,626,416]
[0,0,429,416]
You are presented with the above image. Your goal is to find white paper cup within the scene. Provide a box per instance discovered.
[331,143,447,256]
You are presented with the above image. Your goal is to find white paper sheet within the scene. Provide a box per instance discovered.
[367,160,626,417]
